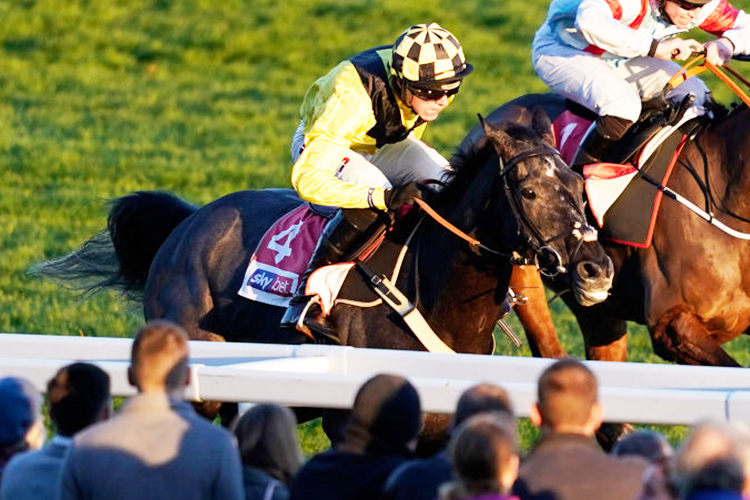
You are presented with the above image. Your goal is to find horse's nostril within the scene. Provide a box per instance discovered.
[576,260,601,280]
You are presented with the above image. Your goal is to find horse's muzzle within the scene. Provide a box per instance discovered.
[571,257,614,306]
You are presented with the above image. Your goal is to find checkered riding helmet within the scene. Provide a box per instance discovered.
[391,23,473,93]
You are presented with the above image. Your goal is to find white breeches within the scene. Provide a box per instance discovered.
[532,42,710,122]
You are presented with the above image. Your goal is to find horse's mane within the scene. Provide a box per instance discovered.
[434,121,539,208]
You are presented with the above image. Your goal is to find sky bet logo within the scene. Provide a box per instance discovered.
[248,265,297,296]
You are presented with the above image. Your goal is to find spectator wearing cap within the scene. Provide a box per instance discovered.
[59,320,244,500]
[512,358,648,500]
[385,383,514,500]
[0,377,44,483]
[289,373,422,500]
[0,363,111,500]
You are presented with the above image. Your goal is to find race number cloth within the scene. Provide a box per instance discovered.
[238,205,328,307]
[552,110,593,165]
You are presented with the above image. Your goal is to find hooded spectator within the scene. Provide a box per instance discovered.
[290,373,422,500]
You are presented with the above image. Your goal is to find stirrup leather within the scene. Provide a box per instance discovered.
[293,296,340,344]
[294,295,320,339]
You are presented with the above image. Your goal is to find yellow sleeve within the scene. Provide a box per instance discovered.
[291,64,388,210]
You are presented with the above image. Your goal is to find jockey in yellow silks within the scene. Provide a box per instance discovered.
[281,23,473,338]
[533,0,750,167]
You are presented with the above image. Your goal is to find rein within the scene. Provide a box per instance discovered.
[654,54,750,240]
[414,145,568,275]
[667,54,750,109]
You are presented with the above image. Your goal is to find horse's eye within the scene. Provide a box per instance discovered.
[521,188,536,200]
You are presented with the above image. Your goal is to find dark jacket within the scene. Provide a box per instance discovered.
[686,491,745,500]
[242,465,288,500]
[512,433,648,500]
[384,450,453,500]
[290,449,406,500]
[0,437,71,500]
[290,374,421,500]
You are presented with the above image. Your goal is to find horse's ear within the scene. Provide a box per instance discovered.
[479,113,513,158]
[531,107,555,147]
[478,113,489,135]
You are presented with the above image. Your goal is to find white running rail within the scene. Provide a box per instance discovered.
[1,333,749,425]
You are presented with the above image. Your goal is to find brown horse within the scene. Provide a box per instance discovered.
[496,93,750,367]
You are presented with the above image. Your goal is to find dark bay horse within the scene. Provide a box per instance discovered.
[34,110,613,444]
[499,93,750,367]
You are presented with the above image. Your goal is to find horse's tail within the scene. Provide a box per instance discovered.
[30,191,197,301]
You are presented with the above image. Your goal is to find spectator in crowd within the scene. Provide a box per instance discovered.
[0,377,44,483]
[59,319,244,500]
[613,430,673,466]
[0,363,111,500]
[232,404,304,500]
[612,430,676,500]
[289,373,422,500]
[512,358,648,500]
[674,420,750,499]
[439,412,520,500]
[385,383,514,500]
[682,457,745,500]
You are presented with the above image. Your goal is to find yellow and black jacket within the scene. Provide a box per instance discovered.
[292,46,434,210]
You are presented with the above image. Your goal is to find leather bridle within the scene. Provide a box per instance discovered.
[416,145,580,277]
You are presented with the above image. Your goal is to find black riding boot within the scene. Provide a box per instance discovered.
[571,115,633,171]
[280,208,384,339]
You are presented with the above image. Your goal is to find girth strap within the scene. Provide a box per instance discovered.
[355,261,456,354]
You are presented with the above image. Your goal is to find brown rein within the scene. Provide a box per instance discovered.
[668,55,750,109]
[414,198,483,251]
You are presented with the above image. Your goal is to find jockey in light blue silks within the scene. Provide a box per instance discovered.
[533,0,750,167]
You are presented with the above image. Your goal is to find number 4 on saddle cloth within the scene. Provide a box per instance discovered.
[239,205,333,308]
[238,204,403,318]
[555,95,707,248]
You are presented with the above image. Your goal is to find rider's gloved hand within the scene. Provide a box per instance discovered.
[654,38,704,61]
[384,182,423,214]
[705,37,734,66]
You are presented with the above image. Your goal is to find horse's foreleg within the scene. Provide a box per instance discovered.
[576,306,628,362]
[187,330,231,422]
[652,306,740,366]
[510,266,566,358]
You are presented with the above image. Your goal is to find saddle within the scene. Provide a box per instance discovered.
[554,94,709,247]
[604,92,698,166]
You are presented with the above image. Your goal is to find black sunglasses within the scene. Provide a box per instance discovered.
[407,84,460,101]
[670,0,703,10]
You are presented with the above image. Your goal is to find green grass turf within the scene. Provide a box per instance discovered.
[3,0,749,453]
